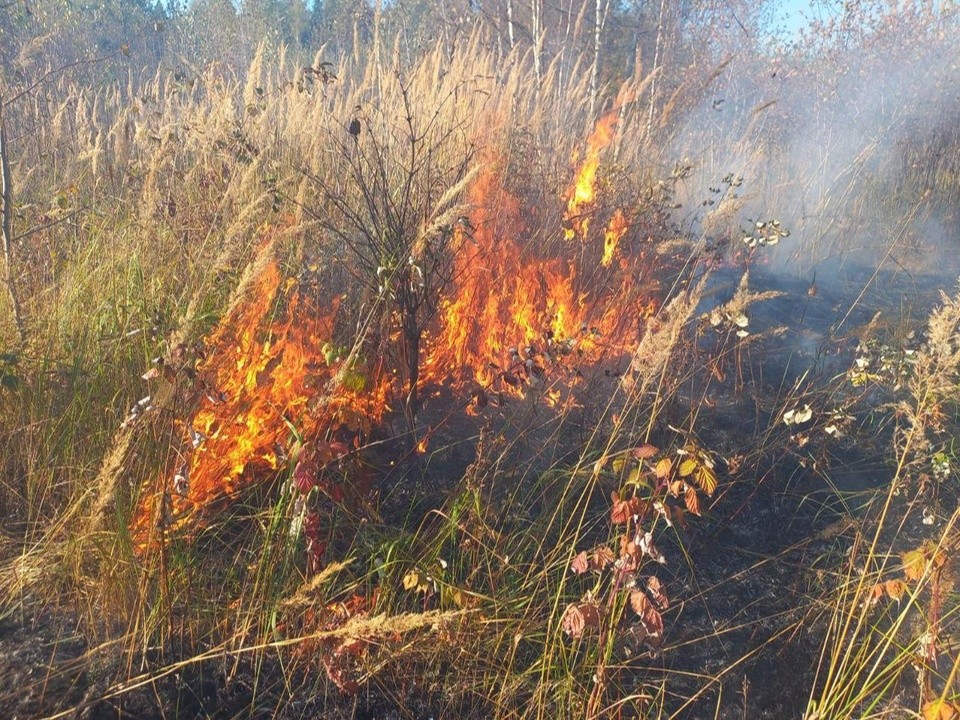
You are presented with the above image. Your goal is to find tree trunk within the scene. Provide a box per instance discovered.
[0,100,26,345]
[506,0,516,50]
[589,0,602,116]
[532,0,542,84]
[646,0,668,138]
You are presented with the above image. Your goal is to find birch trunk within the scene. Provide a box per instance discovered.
[0,100,26,345]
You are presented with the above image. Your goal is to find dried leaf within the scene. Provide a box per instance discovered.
[570,551,589,574]
[885,579,908,602]
[561,601,602,638]
[902,541,945,582]
[655,457,673,480]
[866,582,885,607]
[610,491,635,525]
[652,500,672,527]
[685,486,701,515]
[694,465,718,496]
[402,569,432,595]
[629,588,664,637]
[638,531,667,565]
[646,576,669,610]
[632,444,659,460]
[923,699,960,720]
[589,545,616,571]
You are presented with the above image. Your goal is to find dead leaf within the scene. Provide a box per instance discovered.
[638,531,667,565]
[694,465,718,496]
[884,579,907,602]
[590,545,615,571]
[629,588,664,637]
[561,600,602,638]
[570,551,589,574]
[655,457,673,480]
[632,444,659,460]
[402,569,432,595]
[923,699,960,720]
[684,486,701,515]
[646,576,669,609]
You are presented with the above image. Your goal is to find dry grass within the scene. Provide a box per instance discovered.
[1,9,960,720]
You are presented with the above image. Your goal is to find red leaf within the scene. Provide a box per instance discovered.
[610,491,632,525]
[570,551,589,574]
[293,457,320,493]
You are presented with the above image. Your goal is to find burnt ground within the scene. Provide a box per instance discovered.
[0,265,956,719]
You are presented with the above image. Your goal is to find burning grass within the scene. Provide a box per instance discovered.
[3,11,960,720]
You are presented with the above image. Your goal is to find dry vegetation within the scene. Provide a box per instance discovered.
[2,1,960,718]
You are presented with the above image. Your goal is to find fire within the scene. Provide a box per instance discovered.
[603,209,628,267]
[133,106,656,547]
[423,150,651,402]
[132,250,389,547]
[564,107,621,240]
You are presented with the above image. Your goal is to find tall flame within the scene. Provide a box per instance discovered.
[423,151,650,398]
[132,254,389,546]
[564,106,622,240]
[133,108,656,545]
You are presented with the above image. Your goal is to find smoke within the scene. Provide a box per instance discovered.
[669,11,960,302]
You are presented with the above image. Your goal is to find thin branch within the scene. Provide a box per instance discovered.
[2,52,116,109]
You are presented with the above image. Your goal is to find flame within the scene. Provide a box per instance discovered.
[132,251,390,547]
[602,209,629,267]
[423,151,652,400]
[133,106,657,546]
[564,107,621,240]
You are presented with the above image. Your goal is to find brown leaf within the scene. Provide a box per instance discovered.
[652,500,672,527]
[670,505,689,530]
[668,479,684,497]
[610,491,644,525]
[589,545,615,571]
[885,579,908,602]
[694,465,718,496]
[646,576,669,610]
[561,601,602,638]
[684,486,701,515]
[570,551,589,575]
[638,531,667,565]
[629,588,664,637]
[632,444,659,460]
[923,700,960,720]
[866,582,885,607]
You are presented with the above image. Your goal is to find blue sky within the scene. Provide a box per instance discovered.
[775,0,839,37]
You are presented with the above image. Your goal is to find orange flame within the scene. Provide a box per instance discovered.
[134,107,656,546]
[132,252,389,547]
[564,107,621,241]
[602,208,629,267]
[424,152,651,401]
